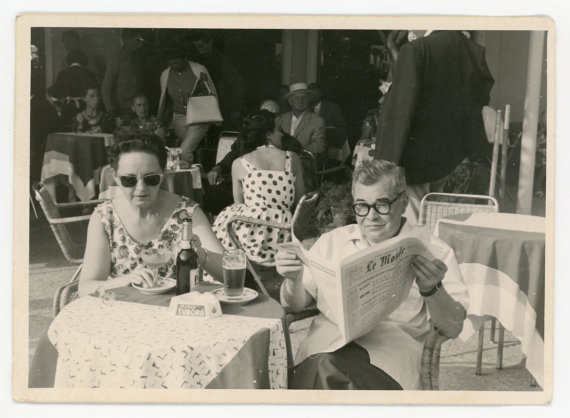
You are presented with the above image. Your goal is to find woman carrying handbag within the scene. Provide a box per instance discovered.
[157,45,222,163]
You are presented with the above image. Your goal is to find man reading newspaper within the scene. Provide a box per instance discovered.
[277,160,468,390]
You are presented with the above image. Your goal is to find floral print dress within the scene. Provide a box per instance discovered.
[95,197,198,280]
[213,151,296,265]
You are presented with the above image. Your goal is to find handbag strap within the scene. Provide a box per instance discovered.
[189,61,213,96]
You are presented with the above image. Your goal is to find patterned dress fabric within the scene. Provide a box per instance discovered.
[94,197,198,279]
[213,151,296,265]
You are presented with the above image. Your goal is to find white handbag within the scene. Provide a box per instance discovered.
[185,75,223,125]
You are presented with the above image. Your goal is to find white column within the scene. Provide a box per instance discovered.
[305,30,319,84]
[281,30,293,85]
[44,28,56,88]
[516,31,545,215]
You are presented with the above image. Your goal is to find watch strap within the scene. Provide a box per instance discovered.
[419,281,443,297]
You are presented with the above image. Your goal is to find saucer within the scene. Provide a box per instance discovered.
[211,287,258,304]
[132,278,176,294]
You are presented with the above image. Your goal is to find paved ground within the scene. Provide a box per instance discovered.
[26,189,545,391]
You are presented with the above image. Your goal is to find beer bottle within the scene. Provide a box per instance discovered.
[175,219,199,295]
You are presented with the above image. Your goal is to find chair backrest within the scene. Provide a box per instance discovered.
[418,192,500,233]
[32,181,88,263]
[299,150,320,193]
[215,131,239,164]
[291,191,320,250]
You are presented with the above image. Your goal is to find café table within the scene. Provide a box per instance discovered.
[31,282,289,389]
[434,212,545,387]
[40,132,114,202]
[98,165,204,205]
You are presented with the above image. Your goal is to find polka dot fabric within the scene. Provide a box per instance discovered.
[213,152,295,265]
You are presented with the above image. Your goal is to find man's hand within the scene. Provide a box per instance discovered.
[411,255,447,293]
[208,165,223,185]
[275,249,303,281]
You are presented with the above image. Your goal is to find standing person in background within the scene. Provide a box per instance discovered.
[191,30,245,130]
[51,50,98,119]
[101,28,145,118]
[374,30,494,223]
[278,82,326,159]
[157,45,217,164]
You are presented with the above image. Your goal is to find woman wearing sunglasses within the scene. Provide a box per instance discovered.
[78,133,224,296]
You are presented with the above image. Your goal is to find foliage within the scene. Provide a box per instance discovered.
[314,180,356,229]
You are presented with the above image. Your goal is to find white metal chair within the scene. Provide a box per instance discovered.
[226,191,320,300]
[32,181,104,316]
[419,193,499,233]
[418,191,504,375]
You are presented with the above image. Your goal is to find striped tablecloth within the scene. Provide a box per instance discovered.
[48,288,287,389]
[40,132,113,201]
[435,212,545,386]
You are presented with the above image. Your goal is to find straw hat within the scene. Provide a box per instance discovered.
[284,82,319,102]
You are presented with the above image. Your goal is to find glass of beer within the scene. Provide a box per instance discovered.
[222,249,247,297]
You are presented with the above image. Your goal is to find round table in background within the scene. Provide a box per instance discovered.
[435,212,545,386]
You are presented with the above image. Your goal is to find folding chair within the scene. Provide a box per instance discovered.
[32,181,105,316]
[298,150,320,193]
[418,191,503,375]
[225,192,320,299]
[195,131,238,174]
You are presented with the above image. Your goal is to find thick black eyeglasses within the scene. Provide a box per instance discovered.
[117,174,163,188]
[352,191,405,217]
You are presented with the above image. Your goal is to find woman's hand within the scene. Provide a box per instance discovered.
[124,267,156,289]
[275,249,303,281]
[190,235,208,263]
[411,255,447,293]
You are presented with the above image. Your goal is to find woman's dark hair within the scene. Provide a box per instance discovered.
[66,50,89,67]
[80,81,100,97]
[109,133,168,171]
[239,110,276,151]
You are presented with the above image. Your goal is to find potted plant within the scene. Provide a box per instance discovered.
[314,180,356,233]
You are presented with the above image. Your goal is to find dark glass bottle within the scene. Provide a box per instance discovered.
[175,220,199,295]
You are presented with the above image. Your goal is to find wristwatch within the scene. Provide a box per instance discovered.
[419,281,443,297]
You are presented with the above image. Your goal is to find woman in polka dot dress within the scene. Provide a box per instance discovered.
[213,110,305,265]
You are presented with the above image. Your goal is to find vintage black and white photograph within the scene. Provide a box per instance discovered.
[12,13,554,405]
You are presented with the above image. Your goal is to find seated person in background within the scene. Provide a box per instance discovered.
[115,94,167,141]
[212,110,305,265]
[276,159,468,390]
[79,133,225,297]
[72,83,115,134]
[308,82,346,145]
[277,82,326,159]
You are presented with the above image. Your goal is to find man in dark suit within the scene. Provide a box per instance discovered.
[308,82,347,147]
[278,83,326,158]
[375,30,494,221]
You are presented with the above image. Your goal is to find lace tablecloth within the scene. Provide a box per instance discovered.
[48,296,287,389]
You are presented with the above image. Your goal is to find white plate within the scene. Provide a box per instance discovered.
[132,278,176,294]
[211,287,258,304]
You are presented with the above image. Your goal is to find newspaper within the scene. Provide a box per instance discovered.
[284,228,449,345]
